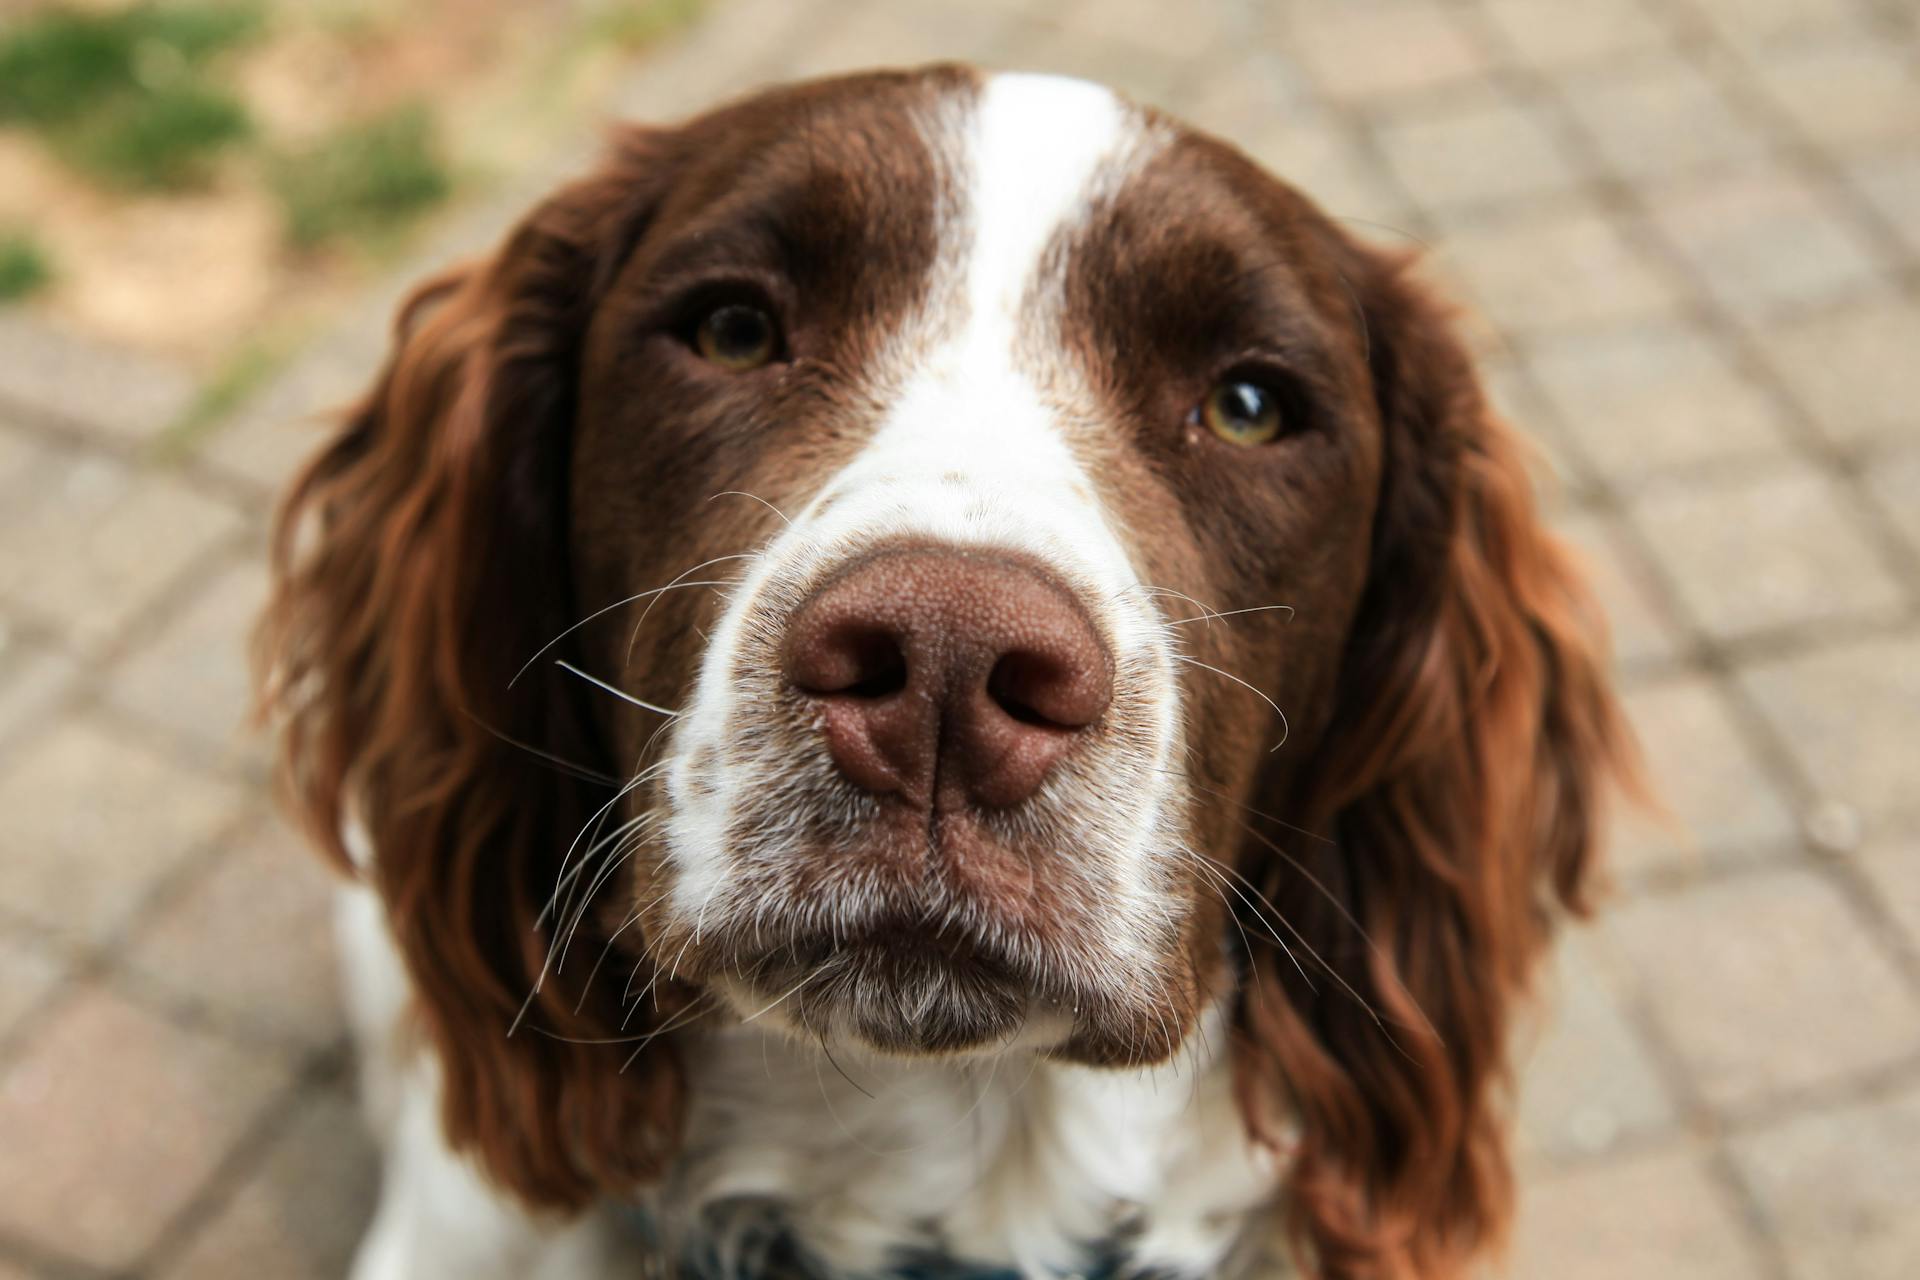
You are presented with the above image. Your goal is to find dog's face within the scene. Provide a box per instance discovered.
[263,65,1631,1273]
[565,71,1379,1064]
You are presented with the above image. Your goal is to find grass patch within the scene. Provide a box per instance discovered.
[55,81,251,190]
[0,3,259,190]
[0,230,53,302]
[269,106,452,249]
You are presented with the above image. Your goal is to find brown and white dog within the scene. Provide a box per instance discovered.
[260,65,1634,1280]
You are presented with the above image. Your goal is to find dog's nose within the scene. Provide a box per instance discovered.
[784,550,1113,809]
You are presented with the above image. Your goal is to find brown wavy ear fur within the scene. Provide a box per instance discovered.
[1233,248,1639,1277]
[256,129,687,1210]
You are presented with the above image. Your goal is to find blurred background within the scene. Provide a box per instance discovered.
[0,0,1914,1276]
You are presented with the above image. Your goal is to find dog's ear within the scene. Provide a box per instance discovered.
[1231,246,1640,1276]
[257,129,690,1210]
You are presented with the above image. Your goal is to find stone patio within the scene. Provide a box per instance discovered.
[0,0,1914,1276]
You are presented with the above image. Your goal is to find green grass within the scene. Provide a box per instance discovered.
[0,231,53,302]
[0,3,259,190]
[55,80,251,190]
[269,106,452,249]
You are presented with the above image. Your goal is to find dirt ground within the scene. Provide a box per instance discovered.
[0,0,682,368]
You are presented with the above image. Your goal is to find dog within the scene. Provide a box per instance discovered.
[258,65,1633,1279]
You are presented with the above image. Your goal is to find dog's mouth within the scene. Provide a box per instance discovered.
[708,918,1071,1057]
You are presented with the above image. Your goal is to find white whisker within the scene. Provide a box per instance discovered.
[554,660,679,716]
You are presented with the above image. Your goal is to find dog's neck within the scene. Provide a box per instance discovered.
[650,1008,1282,1278]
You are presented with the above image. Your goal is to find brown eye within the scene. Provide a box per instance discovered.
[1201,378,1284,446]
[694,302,777,370]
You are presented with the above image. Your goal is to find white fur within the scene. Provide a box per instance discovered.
[656,1009,1279,1275]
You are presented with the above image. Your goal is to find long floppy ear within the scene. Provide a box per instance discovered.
[257,129,686,1210]
[1232,248,1639,1277]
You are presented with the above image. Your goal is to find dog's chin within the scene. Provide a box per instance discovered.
[709,929,1077,1059]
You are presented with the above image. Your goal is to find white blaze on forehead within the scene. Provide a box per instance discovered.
[964,72,1136,330]
[789,71,1160,610]
[664,73,1180,935]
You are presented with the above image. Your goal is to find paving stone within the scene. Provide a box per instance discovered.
[1630,468,1907,643]
[159,1090,377,1280]
[777,0,1015,79]
[608,0,822,122]
[1647,168,1884,321]
[196,364,351,499]
[1487,361,1591,505]
[0,986,290,1271]
[1375,86,1583,215]
[1549,508,1683,670]
[1683,0,1849,49]
[1054,0,1226,61]
[1435,206,1684,333]
[1525,321,1794,482]
[1744,29,1920,153]
[989,22,1186,108]
[1755,298,1920,448]
[1739,633,1920,824]
[1845,146,1920,260]
[1506,1144,1765,1280]
[0,314,195,443]
[106,557,269,762]
[1515,930,1676,1163]
[1605,867,1920,1112]
[1559,54,1773,182]
[0,628,79,755]
[1610,674,1798,879]
[1284,0,1489,104]
[1863,445,1920,563]
[1477,0,1667,67]
[0,457,245,651]
[1242,118,1412,229]
[1731,1082,1920,1280]
[0,418,47,496]
[1175,55,1320,146]
[0,717,245,942]
[0,931,63,1039]
[1852,829,1920,957]
[125,819,343,1046]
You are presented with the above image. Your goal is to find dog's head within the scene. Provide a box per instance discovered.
[262,67,1632,1275]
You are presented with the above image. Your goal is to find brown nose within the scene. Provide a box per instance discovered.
[784,550,1114,810]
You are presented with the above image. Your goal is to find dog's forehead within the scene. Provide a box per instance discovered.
[942,71,1158,286]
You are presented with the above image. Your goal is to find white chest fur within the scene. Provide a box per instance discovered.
[655,1014,1281,1277]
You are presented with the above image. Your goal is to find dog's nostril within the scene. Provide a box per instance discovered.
[790,624,908,699]
[986,652,1086,730]
[840,631,908,699]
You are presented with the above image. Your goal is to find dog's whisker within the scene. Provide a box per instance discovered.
[625,551,759,671]
[1172,654,1290,750]
[1162,603,1297,627]
[553,660,679,716]
[708,489,793,528]
[509,556,750,688]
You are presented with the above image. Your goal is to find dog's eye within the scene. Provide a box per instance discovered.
[1201,377,1285,446]
[694,303,778,370]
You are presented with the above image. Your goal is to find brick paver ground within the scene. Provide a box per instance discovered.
[1,0,1914,1275]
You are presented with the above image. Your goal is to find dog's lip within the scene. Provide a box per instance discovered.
[728,915,1022,986]
[707,916,1059,1055]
